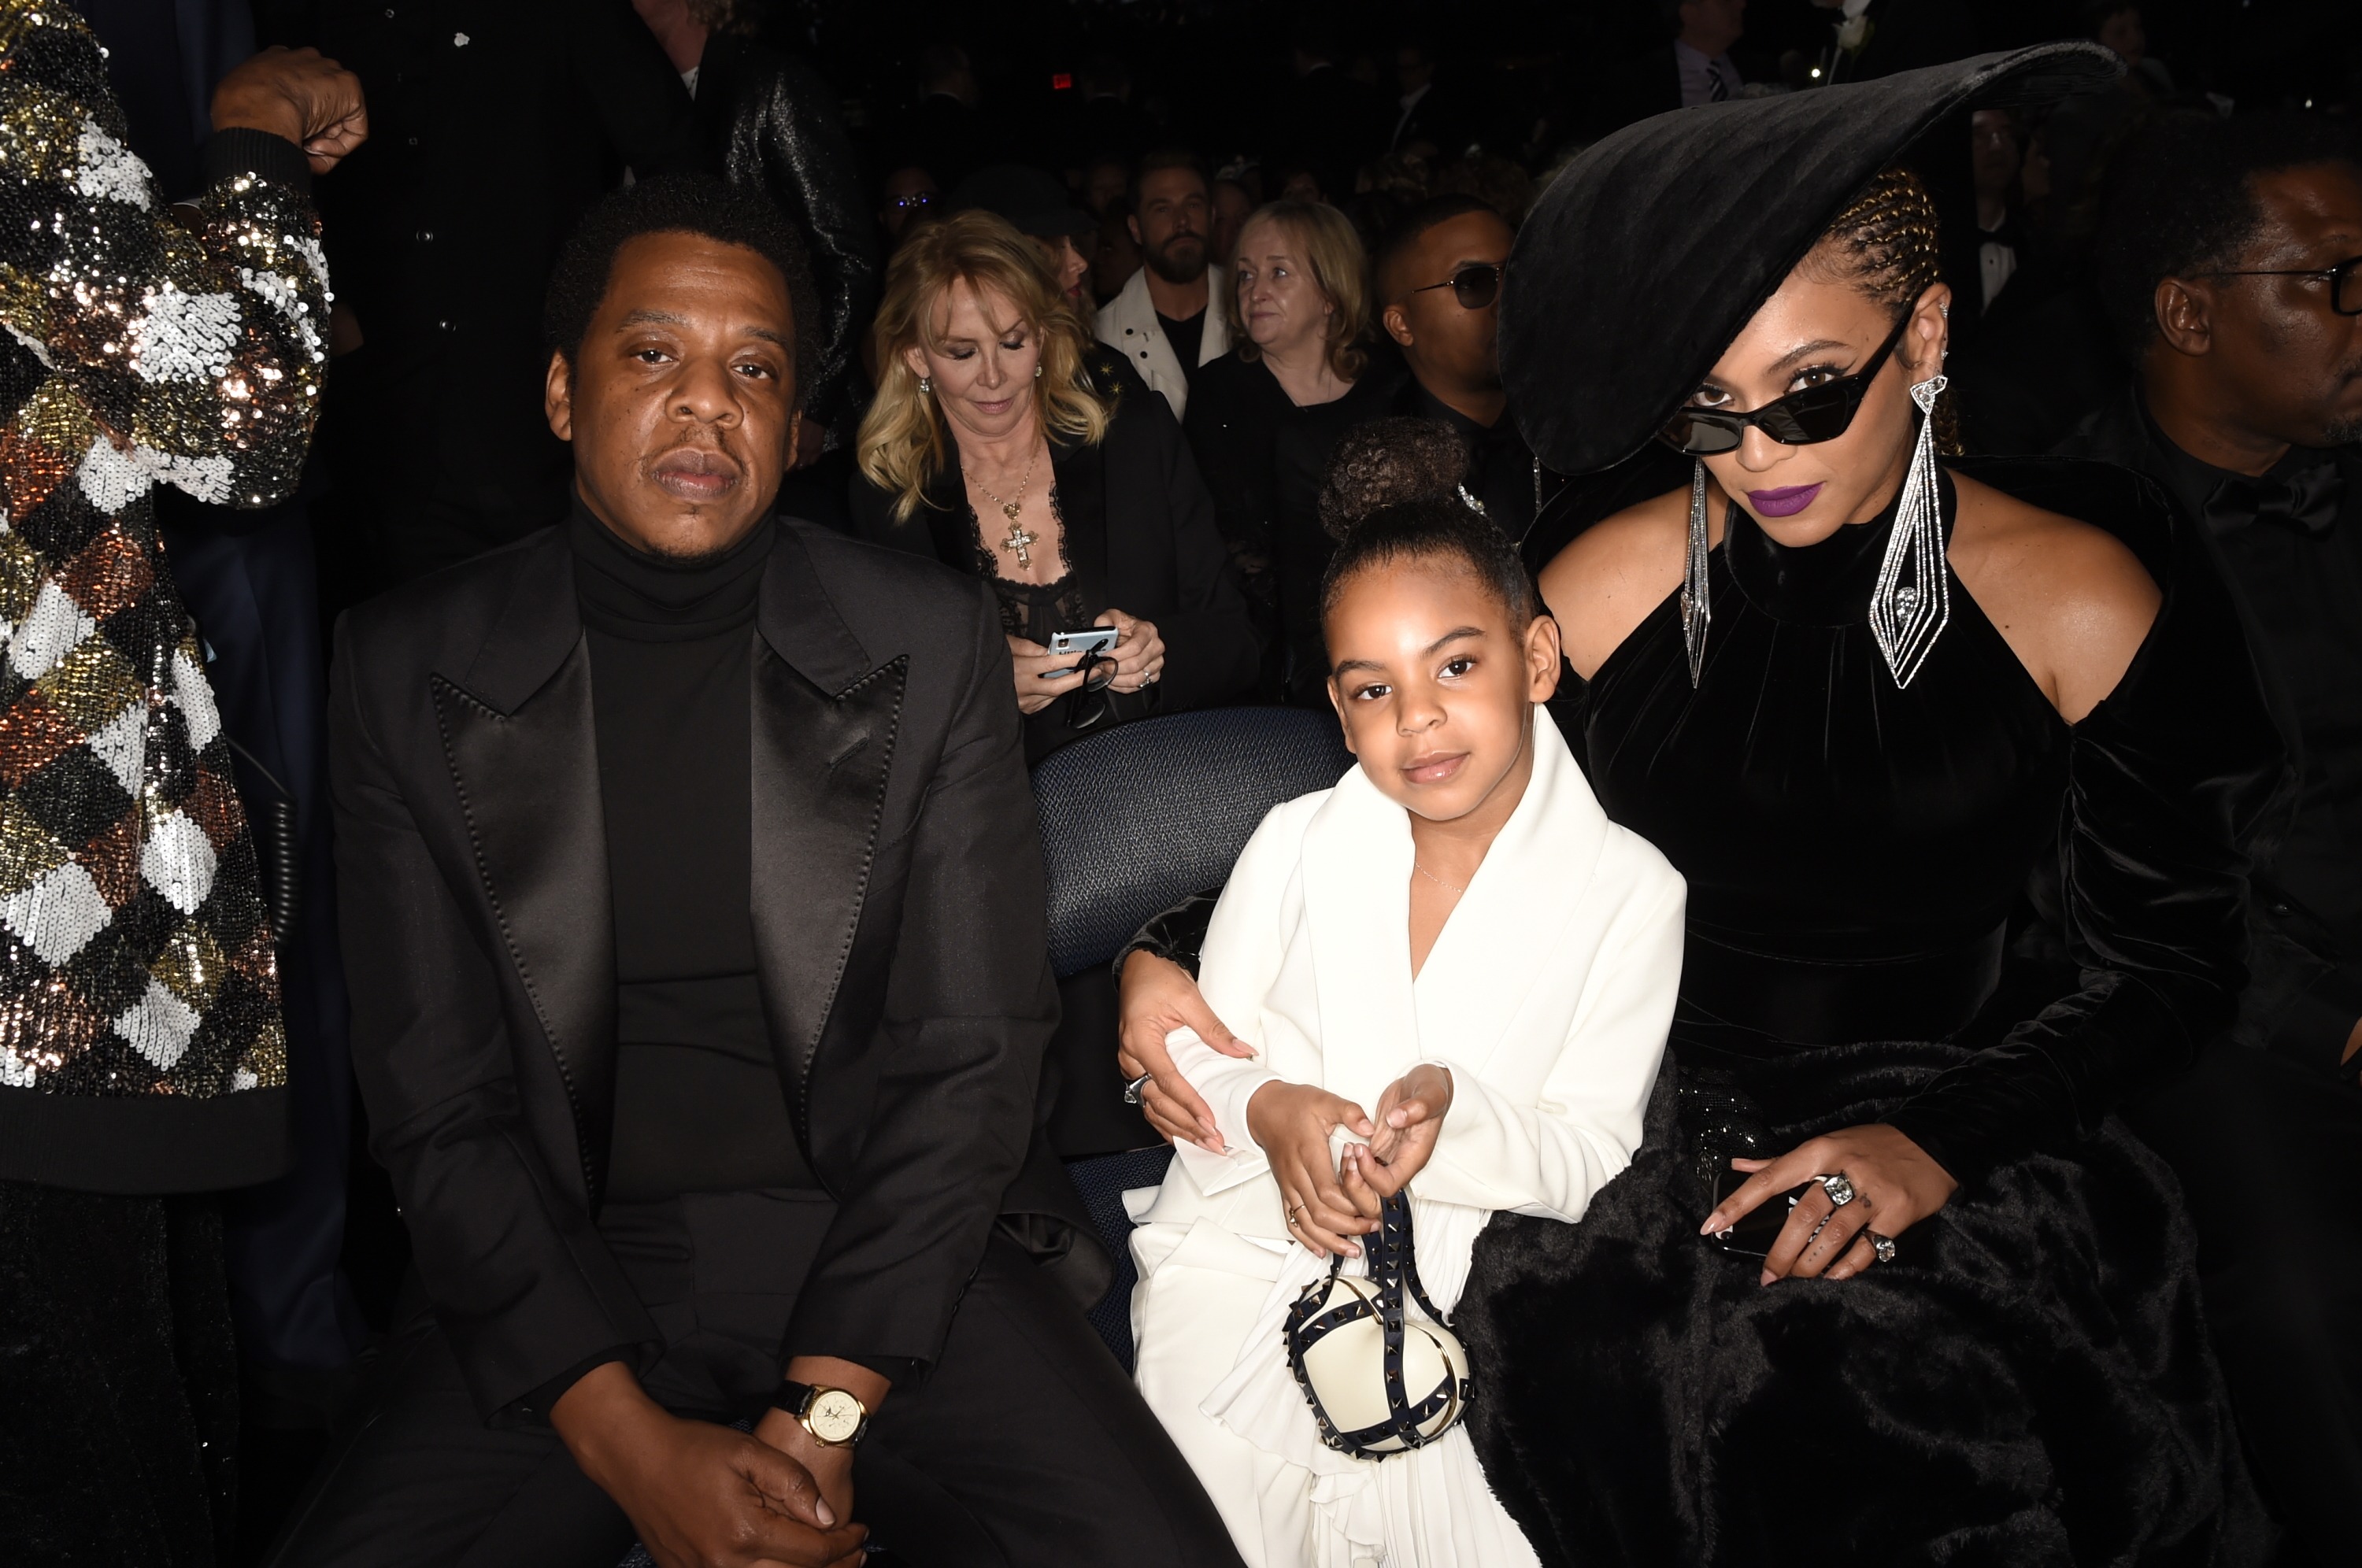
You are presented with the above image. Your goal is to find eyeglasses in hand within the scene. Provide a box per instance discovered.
[1405,262,1503,312]
[1063,646,1120,732]
[2191,254,2362,316]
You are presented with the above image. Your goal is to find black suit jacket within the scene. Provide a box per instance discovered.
[2060,390,2361,1076]
[331,520,1088,1421]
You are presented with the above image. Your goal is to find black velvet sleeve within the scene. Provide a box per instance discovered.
[1883,507,2286,1185]
[1114,891,1221,982]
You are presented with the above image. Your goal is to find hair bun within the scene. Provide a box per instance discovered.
[1318,418,1468,541]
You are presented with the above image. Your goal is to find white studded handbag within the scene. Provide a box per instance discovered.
[1283,1191,1472,1459]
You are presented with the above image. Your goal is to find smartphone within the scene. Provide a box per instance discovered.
[1703,1170,1815,1259]
[1048,627,1120,658]
[1040,626,1120,679]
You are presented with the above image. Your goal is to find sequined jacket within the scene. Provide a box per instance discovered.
[0,0,324,1192]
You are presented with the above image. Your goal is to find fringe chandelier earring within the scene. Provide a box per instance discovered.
[1681,458,1712,686]
[1867,373,1952,688]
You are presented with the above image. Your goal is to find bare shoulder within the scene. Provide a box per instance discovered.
[1537,486,1690,680]
[1947,471,2161,723]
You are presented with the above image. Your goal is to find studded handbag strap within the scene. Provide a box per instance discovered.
[1284,1191,1465,1458]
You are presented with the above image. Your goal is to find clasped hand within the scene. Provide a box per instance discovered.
[553,1363,867,1568]
[1697,1122,1959,1284]
[1246,1063,1455,1258]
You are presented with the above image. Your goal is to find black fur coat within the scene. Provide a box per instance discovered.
[1457,1045,2270,1567]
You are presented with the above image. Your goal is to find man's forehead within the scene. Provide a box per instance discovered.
[603,235,792,335]
[1414,212,1512,265]
[2251,163,2362,244]
[614,307,790,349]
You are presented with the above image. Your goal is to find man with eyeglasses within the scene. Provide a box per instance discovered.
[2067,112,2362,1567]
[1270,195,1566,704]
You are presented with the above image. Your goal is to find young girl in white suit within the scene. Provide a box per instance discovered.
[1127,421,1687,1567]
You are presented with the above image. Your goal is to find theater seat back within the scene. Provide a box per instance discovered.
[1032,706,1354,980]
[1032,707,1352,1369]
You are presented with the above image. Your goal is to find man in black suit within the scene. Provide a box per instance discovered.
[1273,196,1562,704]
[271,176,1241,1568]
[2066,114,2362,1567]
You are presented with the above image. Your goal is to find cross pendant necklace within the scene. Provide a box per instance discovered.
[965,451,1040,569]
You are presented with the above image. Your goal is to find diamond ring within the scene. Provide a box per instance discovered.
[1122,1072,1153,1105]
[1869,1231,1897,1265]
[1818,1172,1857,1207]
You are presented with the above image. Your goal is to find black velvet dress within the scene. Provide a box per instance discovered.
[1455,456,2283,1566]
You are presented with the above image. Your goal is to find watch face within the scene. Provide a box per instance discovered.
[807,1388,864,1445]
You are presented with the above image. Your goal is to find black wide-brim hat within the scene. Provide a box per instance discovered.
[1505,44,2121,478]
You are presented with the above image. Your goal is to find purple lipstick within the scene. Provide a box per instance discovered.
[1747,483,1824,518]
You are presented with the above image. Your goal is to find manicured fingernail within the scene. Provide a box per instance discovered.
[1758,1269,1777,1287]
[816,1502,836,1528]
[1698,1217,1718,1235]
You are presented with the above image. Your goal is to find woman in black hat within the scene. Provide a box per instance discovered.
[1109,46,2282,1562]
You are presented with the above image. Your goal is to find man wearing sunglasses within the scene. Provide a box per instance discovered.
[2066,113,2362,1568]
[1270,195,1568,704]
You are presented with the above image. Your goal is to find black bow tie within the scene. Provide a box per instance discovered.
[2204,457,2345,538]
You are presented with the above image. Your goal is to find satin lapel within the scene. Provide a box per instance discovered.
[431,535,616,1201]
[1297,764,1423,1115]
[750,530,905,1141]
[1412,711,1609,1079]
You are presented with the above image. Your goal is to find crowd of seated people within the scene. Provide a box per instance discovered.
[1,2,2356,1567]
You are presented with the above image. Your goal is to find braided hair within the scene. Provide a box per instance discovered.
[1801,165,1962,454]
[1317,418,1538,633]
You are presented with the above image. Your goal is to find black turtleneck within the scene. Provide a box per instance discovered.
[569,500,816,1203]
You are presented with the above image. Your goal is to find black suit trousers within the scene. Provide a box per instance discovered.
[264,1192,1242,1568]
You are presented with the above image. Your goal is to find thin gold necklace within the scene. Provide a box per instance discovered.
[1413,861,1466,896]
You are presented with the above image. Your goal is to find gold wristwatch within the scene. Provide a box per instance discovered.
[772,1379,871,1448]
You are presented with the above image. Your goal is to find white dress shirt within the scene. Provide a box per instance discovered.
[1674,39,1742,105]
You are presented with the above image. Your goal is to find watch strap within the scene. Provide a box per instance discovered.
[770,1378,870,1448]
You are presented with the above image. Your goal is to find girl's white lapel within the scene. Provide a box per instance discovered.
[1297,708,1608,1116]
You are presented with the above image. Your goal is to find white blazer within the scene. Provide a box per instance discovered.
[1097,267,1231,423]
[1129,708,1684,1568]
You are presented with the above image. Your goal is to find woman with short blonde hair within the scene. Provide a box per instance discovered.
[850,210,1257,762]
[1222,199,1370,383]
[1183,198,1388,696]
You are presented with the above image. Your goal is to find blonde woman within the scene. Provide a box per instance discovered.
[1183,200,1390,696]
[850,210,1258,763]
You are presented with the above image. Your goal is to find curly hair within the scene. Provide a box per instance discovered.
[1799,165,1961,454]
[856,210,1115,523]
[542,174,820,405]
[1316,418,1537,633]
